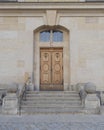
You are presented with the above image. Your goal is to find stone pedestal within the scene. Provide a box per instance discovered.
[28,83,34,91]
[100,92,104,105]
[84,94,100,114]
[26,83,34,91]
[100,106,104,115]
[2,93,18,115]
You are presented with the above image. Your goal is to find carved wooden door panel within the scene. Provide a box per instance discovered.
[52,50,63,85]
[40,49,51,85]
[40,48,63,91]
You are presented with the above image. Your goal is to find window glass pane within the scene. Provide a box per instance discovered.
[53,30,63,42]
[40,30,50,42]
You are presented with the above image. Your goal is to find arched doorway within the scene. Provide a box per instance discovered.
[34,26,69,91]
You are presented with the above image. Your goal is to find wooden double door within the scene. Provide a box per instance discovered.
[40,48,63,91]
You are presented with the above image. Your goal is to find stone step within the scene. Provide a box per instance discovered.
[26,93,79,97]
[21,91,82,114]
[21,100,81,105]
[21,104,81,108]
[22,100,81,105]
[26,91,78,94]
[21,107,83,114]
[21,104,82,110]
[24,96,80,100]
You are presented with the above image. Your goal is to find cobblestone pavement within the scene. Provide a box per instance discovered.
[0,114,104,130]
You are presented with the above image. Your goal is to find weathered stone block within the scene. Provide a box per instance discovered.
[76,83,86,91]
[100,92,104,105]
[84,82,96,94]
[85,94,100,109]
[84,94,100,114]
[0,83,18,93]
[28,83,34,91]
[100,106,104,115]
[2,93,18,114]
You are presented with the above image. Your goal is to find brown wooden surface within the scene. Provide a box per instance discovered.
[40,48,63,91]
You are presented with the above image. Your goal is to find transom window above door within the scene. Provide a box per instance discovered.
[40,30,63,42]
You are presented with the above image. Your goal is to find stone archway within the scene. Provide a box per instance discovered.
[33,25,70,91]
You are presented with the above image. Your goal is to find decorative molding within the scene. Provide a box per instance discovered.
[0,10,104,17]
[0,2,104,10]
[0,2,104,17]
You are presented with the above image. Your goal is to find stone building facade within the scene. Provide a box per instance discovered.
[0,0,104,91]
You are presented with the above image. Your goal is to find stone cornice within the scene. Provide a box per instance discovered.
[0,2,104,10]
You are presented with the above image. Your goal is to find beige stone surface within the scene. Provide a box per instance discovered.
[59,17,104,90]
[0,16,44,84]
[46,10,57,26]
[2,93,18,114]
[0,4,104,91]
[85,94,100,109]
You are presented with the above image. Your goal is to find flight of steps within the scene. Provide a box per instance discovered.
[20,91,84,114]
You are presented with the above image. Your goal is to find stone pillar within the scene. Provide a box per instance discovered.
[2,93,18,115]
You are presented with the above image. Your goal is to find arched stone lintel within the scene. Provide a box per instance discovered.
[34,25,69,33]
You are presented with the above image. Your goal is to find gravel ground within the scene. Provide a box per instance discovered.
[0,114,104,130]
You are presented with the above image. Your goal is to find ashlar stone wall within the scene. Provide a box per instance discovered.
[59,17,104,90]
[0,8,104,91]
[0,16,44,84]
